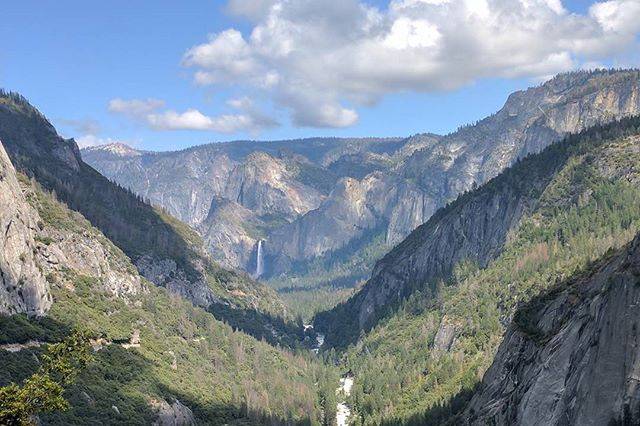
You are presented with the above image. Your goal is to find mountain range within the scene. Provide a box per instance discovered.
[82,70,640,319]
[2,69,640,425]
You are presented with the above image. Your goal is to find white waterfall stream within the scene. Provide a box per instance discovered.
[255,239,264,278]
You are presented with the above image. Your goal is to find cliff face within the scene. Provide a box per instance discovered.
[198,197,265,272]
[463,234,640,426]
[316,115,640,348]
[0,141,51,316]
[268,177,377,265]
[223,151,324,221]
[270,71,640,274]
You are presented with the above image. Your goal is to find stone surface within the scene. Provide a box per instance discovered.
[462,234,640,426]
[0,141,51,315]
[150,398,195,426]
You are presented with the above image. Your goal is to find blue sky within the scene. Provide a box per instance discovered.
[1,0,638,151]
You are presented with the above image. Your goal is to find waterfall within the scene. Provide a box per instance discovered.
[255,240,264,278]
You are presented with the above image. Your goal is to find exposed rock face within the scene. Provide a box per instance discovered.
[150,398,195,426]
[280,71,640,267]
[36,215,144,299]
[198,197,264,271]
[462,234,640,426]
[135,255,220,308]
[223,151,324,221]
[83,71,640,281]
[81,137,410,271]
[0,141,51,315]
[269,178,377,264]
[316,115,640,347]
[82,144,237,226]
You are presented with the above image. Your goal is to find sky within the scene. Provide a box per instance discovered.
[1,0,639,151]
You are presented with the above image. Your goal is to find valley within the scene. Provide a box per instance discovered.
[84,70,640,320]
[2,68,640,425]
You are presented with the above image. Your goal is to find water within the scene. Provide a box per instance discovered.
[304,324,325,354]
[255,240,264,278]
[336,376,354,426]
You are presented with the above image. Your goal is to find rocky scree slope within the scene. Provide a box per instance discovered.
[460,232,640,426]
[0,141,332,424]
[0,91,297,345]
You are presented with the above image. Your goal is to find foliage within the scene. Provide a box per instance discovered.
[0,177,337,425]
[0,331,92,425]
[328,118,640,424]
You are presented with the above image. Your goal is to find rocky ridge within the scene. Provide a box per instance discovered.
[316,114,640,347]
[462,233,640,425]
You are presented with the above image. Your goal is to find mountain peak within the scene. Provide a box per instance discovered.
[83,142,142,157]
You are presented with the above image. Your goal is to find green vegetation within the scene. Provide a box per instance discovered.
[329,119,640,424]
[0,91,293,343]
[268,229,390,320]
[0,331,92,425]
[0,176,337,425]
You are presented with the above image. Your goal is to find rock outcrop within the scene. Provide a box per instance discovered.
[223,151,324,221]
[268,177,377,264]
[150,398,195,426]
[462,233,640,426]
[0,141,51,315]
[198,197,265,271]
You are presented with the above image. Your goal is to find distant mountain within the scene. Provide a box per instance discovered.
[83,70,640,315]
[0,90,298,345]
[82,136,408,278]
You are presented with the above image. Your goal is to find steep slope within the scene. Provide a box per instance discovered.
[82,135,420,274]
[0,142,51,315]
[198,198,266,272]
[0,91,295,344]
[0,150,334,424]
[314,118,640,424]
[317,104,640,347]
[461,233,640,426]
[274,70,640,266]
[223,151,324,221]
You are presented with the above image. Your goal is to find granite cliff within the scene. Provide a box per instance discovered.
[462,233,640,425]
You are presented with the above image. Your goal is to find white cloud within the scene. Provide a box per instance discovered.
[226,0,278,21]
[108,98,165,117]
[110,96,277,134]
[182,0,640,128]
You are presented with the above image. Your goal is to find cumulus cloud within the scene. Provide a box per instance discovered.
[109,97,277,134]
[58,118,102,136]
[108,98,166,117]
[183,0,640,128]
